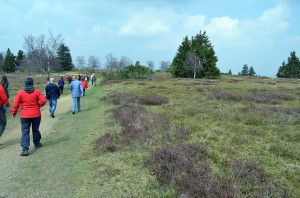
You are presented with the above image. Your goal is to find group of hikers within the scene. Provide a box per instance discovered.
[0,72,97,156]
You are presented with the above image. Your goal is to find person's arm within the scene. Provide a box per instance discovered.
[38,90,47,107]
[0,85,9,107]
[12,91,21,117]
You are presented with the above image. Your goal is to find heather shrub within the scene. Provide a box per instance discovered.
[138,95,169,106]
[208,91,296,104]
[144,143,207,183]
[94,133,121,153]
[232,159,289,197]
[178,164,238,198]
[101,91,139,105]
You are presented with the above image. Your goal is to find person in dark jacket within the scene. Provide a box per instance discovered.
[58,76,65,94]
[12,77,47,156]
[45,78,61,118]
[0,83,10,138]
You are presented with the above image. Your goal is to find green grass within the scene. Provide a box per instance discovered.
[2,72,300,197]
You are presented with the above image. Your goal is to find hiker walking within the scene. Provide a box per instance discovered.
[12,77,47,156]
[45,78,61,118]
[0,82,10,138]
[80,78,88,96]
[70,75,83,114]
[58,76,65,94]
[1,75,9,112]
[91,73,97,86]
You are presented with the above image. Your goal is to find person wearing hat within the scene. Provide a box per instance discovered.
[12,77,47,156]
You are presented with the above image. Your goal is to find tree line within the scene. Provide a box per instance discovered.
[1,29,299,79]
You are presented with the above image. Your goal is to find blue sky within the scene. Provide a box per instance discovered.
[0,0,300,77]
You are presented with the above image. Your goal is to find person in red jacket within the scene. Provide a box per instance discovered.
[12,77,47,156]
[80,78,88,96]
[0,83,10,138]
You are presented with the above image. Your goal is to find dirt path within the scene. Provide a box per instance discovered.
[0,94,72,196]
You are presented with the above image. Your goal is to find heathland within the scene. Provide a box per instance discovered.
[0,72,299,197]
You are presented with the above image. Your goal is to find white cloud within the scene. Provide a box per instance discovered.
[183,15,206,34]
[258,3,290,33]
[119,7,172,36]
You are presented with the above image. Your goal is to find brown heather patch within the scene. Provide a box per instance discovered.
[232,159,289,197]
[138,95,169,106]
[144,143,207,184]
[100,79,122,86]
[208,91,296,104]
[178,164,238,198]
[100,91,139,105]
[147,85,168,89]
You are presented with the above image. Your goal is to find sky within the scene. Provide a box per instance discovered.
[1,0,300,77]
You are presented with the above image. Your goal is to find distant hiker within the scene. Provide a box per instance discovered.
[12,77,47,156]
[65,74,72,84]
[70,75,83,114]
[58,76,65,94]
[80,78,88,96]
[1,75,9,112]
[0,82,10,138]
[45,77,61,118]
[46,75,50,84]
[91,73,97,86]
[84,74,89,82]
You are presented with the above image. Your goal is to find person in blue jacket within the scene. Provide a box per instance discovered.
[70,75,83,114]
[45,78,61,118]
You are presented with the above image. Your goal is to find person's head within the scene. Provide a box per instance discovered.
[50,78,54,83]
[24,77,34,86]
[1,75,7,83]
[72,75,78,80]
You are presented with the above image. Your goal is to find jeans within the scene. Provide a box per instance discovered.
[48,98,57,116]
[0,106,6,137]
[20,117,41,151]
[72,97,81,112]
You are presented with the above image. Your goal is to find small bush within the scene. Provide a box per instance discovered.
[101,91,139,105]
[138,95,169,105]
[178,164,238,198]
[144,143,207,183]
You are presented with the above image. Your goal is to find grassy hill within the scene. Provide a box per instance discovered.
[1,72,299,197]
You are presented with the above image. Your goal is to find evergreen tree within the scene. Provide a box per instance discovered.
[277,51,300,78]
[0,53,4,68]
[239,64,249,76]
[248,66,256,76]
[15,50,25,71]
[228,69,232,75]
[170,36,191,77]
[57,43,72,71]
[3,48,16,72]
[171,31,220,78]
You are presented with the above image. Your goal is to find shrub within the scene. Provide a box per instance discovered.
[178,164,238,198]
[144,143,207,183]
[100,91,139,105]
[138,95,169,106]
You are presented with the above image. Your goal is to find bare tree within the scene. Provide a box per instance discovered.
[23,30,63,76]
[119,56,132,70]
[88,55,100,72]
[76,56,86,70]
[160,60,170,71]
[184,52,204,79]
[146,60,154,70]
[105,53,119,70]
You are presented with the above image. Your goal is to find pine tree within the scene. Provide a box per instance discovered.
[239,64,249,76]
[57,43,73,71]
[248,66,256,76]
[277,51,300,78]
[15,50,25,71]
[171,31,220,78]
[3,48,16,73]
[171,36,191,77]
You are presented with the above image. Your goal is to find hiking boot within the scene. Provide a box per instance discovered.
[20,150,29,156]
[51,114,55,118]
[35,143,42,149]
[72,112,75,114]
